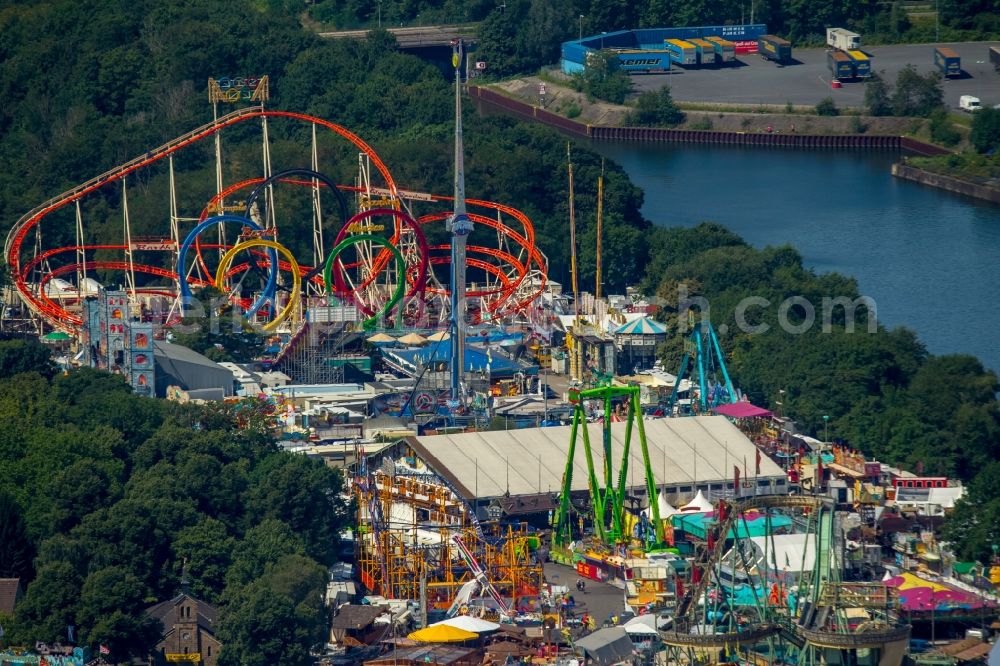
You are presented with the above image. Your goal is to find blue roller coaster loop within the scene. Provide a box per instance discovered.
[177,214,277,317]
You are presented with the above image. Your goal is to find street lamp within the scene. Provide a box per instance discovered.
[377,0,381,28]
[579,15,584,40]
[823,415,830,443]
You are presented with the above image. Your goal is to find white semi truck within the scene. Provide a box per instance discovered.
[826,28,861,51]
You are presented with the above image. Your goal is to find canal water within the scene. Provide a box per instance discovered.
[592,142,1000,373]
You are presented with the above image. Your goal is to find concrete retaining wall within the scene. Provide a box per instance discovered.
[892,163,1000,203]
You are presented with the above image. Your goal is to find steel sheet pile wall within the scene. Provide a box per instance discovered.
[469,86,949,153]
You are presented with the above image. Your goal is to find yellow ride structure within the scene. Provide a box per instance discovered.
[354,463,543,613]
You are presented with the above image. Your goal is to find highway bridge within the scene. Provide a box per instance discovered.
[319,23,479,48]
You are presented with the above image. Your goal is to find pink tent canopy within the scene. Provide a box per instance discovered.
[713,402,773,419]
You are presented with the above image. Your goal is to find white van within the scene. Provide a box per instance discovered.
[959,95,982,112]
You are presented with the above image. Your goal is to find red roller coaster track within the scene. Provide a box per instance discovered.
[6,107,547,332]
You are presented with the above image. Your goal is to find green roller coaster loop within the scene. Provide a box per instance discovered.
[323,234,406,330]
[552,385,664,549]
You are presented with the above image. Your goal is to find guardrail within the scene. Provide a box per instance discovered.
[660,624,780,647]
[469,86,948,155]
[797,623,911,649]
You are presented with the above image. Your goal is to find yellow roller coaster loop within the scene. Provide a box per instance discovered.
[214,239,301,333]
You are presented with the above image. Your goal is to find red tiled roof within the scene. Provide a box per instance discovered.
[0,578,22,615]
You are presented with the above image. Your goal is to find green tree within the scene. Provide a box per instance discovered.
[172,518,237,603]
[0,490,34,580]
[864,73,894,116]
[0,337,54,379]
[942,461,1000,562]
[218,555,328,666]
[76,566,162,660]
[244,454,349,564]
[969,107,1000,154]
[575,49,632,104]
[626,86,686,126]
[12,561,82,643]
[929,108,961,146]
[892,65,944,117]
[224,519,309,590]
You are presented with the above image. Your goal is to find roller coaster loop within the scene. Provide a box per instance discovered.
[328,208,430,316]
[178,215,278,318]
[323,234,407,330]
[214,239,301,333]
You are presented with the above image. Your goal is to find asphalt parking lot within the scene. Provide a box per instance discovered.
[629,41,1000,110]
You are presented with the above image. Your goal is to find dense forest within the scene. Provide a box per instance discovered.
[0,6,998,661]
[0,337,347,665]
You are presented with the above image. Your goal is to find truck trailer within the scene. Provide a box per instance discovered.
[847,50,871,78]
[828,50,855,80]
[934,46,961,77]
[705,36,736,63]
[758,35,792,64]
[827,28,861,51]
[688,38,719,65]
[664,39,698,66]
[989,45,1000,72]
[613,49,672,73]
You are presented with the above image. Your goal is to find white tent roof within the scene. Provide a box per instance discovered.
[731,534,824,573]
[642,490,680,519]
[432,615,500,633]
[623,614,671,635]
[680,489,713,513]
[658,490,679,516]
[408,415,785,501]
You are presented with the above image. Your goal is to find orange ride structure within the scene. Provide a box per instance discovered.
[353,449,542,613]
[5,107,548,336]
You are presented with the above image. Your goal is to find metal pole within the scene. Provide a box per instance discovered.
[579,15,584,40]
[449,38,473,402]
[543,367,548,422]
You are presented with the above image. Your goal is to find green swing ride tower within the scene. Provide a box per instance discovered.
[552,384,666,553]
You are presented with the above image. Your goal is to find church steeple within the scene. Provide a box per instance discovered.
[180,557,191,595]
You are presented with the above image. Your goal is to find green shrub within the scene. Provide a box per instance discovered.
[815,97,840,116]
[625,86,685,127]
[566,103,582,119]
[929,109,961,147]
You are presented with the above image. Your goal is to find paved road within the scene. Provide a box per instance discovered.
[544,561,628,628]
[629,41,1000,110]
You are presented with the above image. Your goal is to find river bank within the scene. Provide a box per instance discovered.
[480,76,1000,203]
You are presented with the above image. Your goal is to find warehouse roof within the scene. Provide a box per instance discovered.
[406,415,783,500]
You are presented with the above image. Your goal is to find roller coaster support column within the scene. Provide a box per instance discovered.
[449,38,474,402]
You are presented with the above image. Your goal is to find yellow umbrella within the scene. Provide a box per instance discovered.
[367,332,396,343]
[407,624,479,643]
[426,330,451,341]
[397,332,428,346]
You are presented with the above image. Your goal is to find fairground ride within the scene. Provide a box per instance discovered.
[352,446,542,615]
[5,103,548,337]
[667,313,737,415]
[552,384,665,553]
[662,494,910,666]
